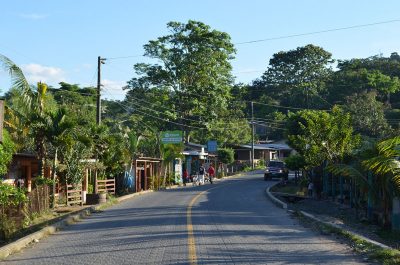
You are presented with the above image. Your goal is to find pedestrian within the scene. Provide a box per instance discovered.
[207,164,215,184]
[308,182,314,198]
[198,164,205,185]
[183,169,189,186]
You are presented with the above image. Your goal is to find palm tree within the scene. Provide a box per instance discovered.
[328,136,400,227]
[0,54,33,108]
[363,136,400,227]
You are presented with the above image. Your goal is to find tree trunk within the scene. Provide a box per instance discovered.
[51,148,58,208]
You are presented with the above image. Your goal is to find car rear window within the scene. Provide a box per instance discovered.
[268,161,284,167]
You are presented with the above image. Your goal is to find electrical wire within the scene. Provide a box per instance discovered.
[235,19,400,45]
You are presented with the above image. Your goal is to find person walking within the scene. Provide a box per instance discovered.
[207,164,215,184]
[308,182,314,198]
[198,164,205,185]
[183,169,188,186]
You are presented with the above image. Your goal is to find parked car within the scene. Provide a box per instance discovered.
[264,160,288,180]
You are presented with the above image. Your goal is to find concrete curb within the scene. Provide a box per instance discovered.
[0,207,92,260]
[0,190,153,260]
[116,190,153,203]
[298,210,392,250]
[264,185,393,250]
[265,182,288,209]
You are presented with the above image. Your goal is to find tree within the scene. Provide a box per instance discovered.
[256,44,333,109]
[367,70,400,104]
[330,56,400,106]
[345,91,391,138]
[363,136,400,227]
[126,20,236,140]
[0,54,33,109]
[287,107,359,168]
[160,143,184,186]
[284,154,306,181]
[217,148,234,165]
[0,130,15,175]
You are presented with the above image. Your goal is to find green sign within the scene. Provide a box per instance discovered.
[161,130,182,144]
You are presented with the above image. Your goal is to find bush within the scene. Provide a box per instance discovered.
[0,181,27,240]
[0,130,15,175]
[217,148,234,164]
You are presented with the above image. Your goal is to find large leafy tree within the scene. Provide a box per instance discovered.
[287,107,359,168]
[255,44,333,109]
[329,56,400,105]
[126,20,236,141]
[344,91,391,138]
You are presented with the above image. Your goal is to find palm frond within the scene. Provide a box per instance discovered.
[377,136,400,157]
[326,163,370,186]
[0,54,33,108]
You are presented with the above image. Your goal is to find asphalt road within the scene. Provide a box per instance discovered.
[2,173,369,265]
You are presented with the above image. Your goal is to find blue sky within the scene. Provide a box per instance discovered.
[1,0,400,100]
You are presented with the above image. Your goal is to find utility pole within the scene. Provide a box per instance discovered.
[96,56,106,125]
[251,101,255,169]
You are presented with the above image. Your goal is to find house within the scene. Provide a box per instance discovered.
[3,153,50,192]
[134,157,162,192]
[232,142,293,165]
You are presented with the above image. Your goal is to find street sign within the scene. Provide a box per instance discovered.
[207,140,217,152]
[161,131,182,144]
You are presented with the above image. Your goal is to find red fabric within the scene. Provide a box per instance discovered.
[183,170,188,178]
[208,166,215,176]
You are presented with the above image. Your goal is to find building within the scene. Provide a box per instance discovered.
[233,142,293,165]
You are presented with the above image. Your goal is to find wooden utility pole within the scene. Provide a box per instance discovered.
[96,56,106,125]
[251,101,255,169]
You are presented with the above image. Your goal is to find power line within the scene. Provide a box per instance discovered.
[105,55,144,60]
[235,19,400,45]
[102,88,254,131]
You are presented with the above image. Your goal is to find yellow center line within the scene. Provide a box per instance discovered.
[186,175,246,264]
[186,179,240,265]
[187,190,207,265]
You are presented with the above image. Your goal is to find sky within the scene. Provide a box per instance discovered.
[1,0,400,100]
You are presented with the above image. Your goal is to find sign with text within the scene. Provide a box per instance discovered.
[207,140,217,152]
[161,131,182,144]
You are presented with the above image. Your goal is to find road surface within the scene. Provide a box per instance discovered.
[2,172,368,264]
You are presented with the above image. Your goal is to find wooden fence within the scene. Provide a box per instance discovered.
[27,185,50,213]
[0,185,51,241]
[96,179,115,195]
[66,184,83,206]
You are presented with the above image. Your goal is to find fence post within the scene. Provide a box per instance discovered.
[367,171,373,220]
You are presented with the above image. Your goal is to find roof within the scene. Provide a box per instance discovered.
[236,144,271,150]
[235,143,292,151]
[185,142,206,148]
[263,143,292,150]
[13,153,37,158]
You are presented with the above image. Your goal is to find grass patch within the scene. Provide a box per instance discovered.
[296,211,400,265]
[271,184,306,196]
[95,195,119,211]
[376,229,400,249]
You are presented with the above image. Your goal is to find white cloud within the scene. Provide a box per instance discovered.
[101,79,127,100]
[22,64,66,85]
[81,63,92,69]
[19,13,47,20]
